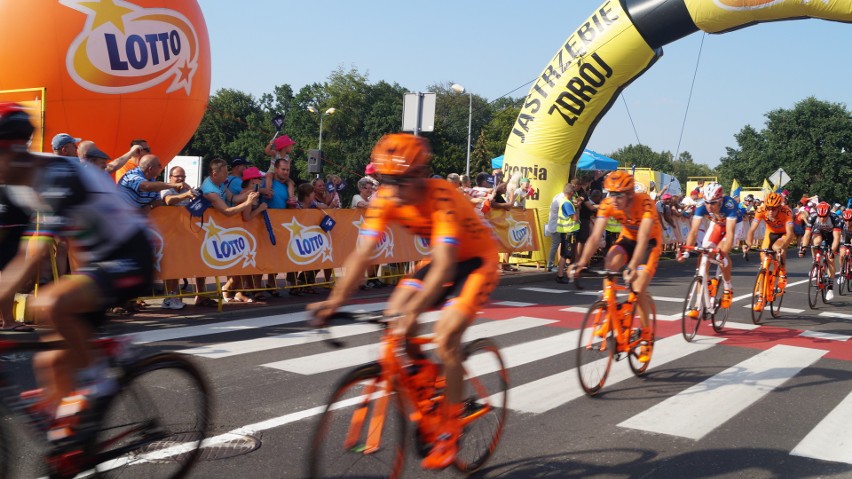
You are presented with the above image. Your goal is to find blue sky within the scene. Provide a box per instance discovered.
[198,0,851,170]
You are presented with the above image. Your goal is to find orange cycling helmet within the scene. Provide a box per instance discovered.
[764,192,783,208]
[816,201,831,217]
[604,170,634,193]
[843,209,852,221]
[370,133,432,176]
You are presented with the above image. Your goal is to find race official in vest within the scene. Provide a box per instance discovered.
[555,182,580,283]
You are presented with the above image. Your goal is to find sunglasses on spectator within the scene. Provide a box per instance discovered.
[171,174,186,179]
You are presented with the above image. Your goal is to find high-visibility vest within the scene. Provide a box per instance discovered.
[557,197,579,233]
[605,216,622,233]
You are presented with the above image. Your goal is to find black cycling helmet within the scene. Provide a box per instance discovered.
[0,103,34,144]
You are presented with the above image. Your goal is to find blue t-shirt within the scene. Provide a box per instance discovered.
[201,177,227,202]
[561,200,576,218]
[117,167,160,208]
[224,175,243,199]
[264,178,289,209]
[694,196,743,225]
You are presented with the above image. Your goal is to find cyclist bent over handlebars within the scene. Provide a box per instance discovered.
[570,171,661,363]
[308,134,498,470]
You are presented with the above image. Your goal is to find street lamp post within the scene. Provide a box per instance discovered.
[307,105,336,151]
[451,83,472,177]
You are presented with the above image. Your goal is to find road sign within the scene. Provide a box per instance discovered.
[769,168,791,188]
[402,92,435,134]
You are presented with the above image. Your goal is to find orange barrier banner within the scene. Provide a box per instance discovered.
[147,207,540,279]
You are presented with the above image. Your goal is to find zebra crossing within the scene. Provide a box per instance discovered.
[145,299,852,467]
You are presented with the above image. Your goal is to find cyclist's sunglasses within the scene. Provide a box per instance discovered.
[704,200,721,205]
[609,191,628,198]
[382,175,419,187]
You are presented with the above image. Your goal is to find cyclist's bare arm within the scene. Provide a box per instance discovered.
[308,234,379,324]
[782,222,794,250]
[575,215,608,269]
[744,218,761,251]
[685,215,703,248]
[719,217,737,253]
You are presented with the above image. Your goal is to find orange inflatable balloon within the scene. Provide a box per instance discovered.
[0,0,210,162]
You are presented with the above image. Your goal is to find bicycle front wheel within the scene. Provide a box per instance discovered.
[681,277,703,342]
[808,264,820,309]
[711,274,728,332]
[454,338,508,474]
[307,363,406,479]
[577,301,615,396]
[628,300,656,376]
[751,271,766,324]
[90,353,211,479]
[770,273,785,318]
[838,257,847,296]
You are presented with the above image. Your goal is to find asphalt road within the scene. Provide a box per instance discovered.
[6,251,852,478]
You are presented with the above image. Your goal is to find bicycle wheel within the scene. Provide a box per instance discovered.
[90,353,211,479]
[751,271,766,324]
[454,338,508,474]
[820,263,829,303]
[770,271,784,318]
[577,301,615,396]
[307,363,406,479]
[808,263,820,309]
[628,299,656,376]
[681,277,703,342]
[711,274,728,332]
[838,257,847,296]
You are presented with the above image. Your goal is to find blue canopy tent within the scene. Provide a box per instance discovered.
[491,155,504,170]
[576,149,619,171]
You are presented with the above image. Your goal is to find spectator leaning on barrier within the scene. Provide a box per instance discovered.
[77,141,112,171]
[157,165,199,310]
[262,157,300,295]
[239,167,269,302]
[117,154,178,211]
[351,177,375,208]
[194,158,260,307]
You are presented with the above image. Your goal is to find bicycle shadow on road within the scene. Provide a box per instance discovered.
[475,446,852,478]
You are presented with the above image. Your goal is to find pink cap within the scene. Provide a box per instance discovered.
[242,166,263,180]
[365,163,376,175]
[661,193,672,200]
[273,135,295,150]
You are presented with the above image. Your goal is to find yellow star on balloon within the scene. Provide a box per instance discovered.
[80,0,134,34]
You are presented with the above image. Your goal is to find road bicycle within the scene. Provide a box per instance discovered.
[0,335,211,478]
[746,248,786,324]
[307,311,508,478]
[680,245,730,341]
[572,269,657,396]
[837,243,852,295]
[807,243,831,309]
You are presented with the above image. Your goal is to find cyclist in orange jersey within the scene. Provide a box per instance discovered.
[309,133,499,470]
[743,192,794,309]
[571,170,662,362]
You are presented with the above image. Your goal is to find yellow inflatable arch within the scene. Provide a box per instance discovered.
[504,0,852,212]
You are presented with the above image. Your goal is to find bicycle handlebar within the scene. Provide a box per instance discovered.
[743,248,778,261]
[317,311,401,349]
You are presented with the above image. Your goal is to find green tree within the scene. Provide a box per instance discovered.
[716,97,852,202]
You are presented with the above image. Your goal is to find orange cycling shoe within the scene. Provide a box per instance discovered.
[752,298,765,311]
[638,344,653,363]
[685,309,700,319]
[777,275,787,292]
[721,289,733,308]
[421,404,463,470]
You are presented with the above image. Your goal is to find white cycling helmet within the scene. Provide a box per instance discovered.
[703,182,724,202]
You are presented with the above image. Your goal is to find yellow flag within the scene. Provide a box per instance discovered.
[762,179,773,196]
[731,179,741,199]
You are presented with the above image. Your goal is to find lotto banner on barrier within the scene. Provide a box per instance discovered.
[146,208,540,279]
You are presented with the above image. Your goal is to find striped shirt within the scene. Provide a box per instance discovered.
[117,167,160,208]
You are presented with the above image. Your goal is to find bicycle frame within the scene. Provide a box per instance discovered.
[688,247,723,316]
[344,325,495,454]
[598,275,640,354]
